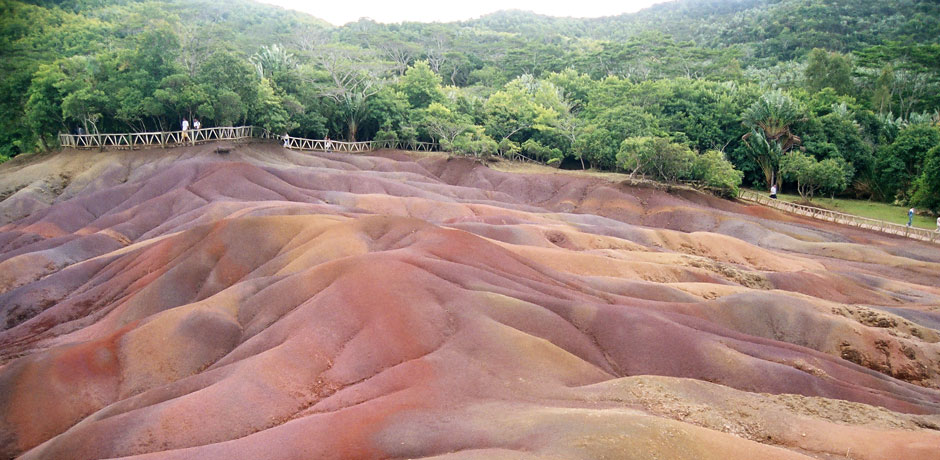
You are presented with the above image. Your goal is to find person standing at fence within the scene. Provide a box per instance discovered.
[908,207,914,227]
[181,118,190,144]
[936,215,939,232]
[770,184,777,199]
[193,118,201,142]
[325,136,333,153]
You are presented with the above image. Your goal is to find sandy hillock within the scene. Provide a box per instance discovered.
[1,143,939,459]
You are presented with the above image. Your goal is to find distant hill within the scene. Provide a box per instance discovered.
[463,0,940,60]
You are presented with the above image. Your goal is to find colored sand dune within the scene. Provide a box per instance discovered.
[1,144,939,459]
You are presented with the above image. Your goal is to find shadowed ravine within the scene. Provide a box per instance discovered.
[1,143,939,459]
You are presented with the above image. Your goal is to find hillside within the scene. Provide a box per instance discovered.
[0,142,939,459]
[4,0,940,214]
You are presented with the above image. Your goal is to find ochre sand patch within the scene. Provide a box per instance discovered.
[1,144,939,459]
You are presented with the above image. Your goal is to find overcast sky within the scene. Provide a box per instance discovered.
[257,0,670,26]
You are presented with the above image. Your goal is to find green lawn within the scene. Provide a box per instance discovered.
[747,189,939,230]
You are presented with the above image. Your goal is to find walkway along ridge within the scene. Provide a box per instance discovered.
[60,129,936,244]
[58,126,439,153]
[738,190,940,245]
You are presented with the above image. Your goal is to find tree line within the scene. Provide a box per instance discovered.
[3,0,940,210]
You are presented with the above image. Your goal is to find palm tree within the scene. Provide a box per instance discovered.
[741,90,805,189]
[250,44,296,80]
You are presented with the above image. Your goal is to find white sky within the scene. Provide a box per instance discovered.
[257,0,670,26]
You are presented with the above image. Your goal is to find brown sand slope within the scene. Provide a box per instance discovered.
[1,143,939,459]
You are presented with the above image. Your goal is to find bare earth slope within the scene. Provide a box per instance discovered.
[1,143,939,459]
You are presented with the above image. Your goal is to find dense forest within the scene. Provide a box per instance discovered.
[2,0,940,208]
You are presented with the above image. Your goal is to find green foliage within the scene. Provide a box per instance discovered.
[197,52,260,126]
[373,128,398,144]
[25,62,67,150]
[875,124,940,201]
[360,86,410,141]
[909,144,940,213]
[693,150,744,197]
[794,102,872,195]
[804,48,854,95]
[780,151,850,201]
[399,61,445,109]
[250,44,296,80]
[521,139,562,163]
[497,138,521,158]
[483,75,566,143]
[741,90,805,188]
[252,78,295,134]
[856,44,940,118]
[617,136,696,183]
[421,102,473,145]
[449,126,497,157]
[613,79,759,179]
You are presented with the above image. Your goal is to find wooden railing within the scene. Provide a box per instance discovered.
[281,136,438,153]
[59,126,263,149]
[58,127,439,154]
[738,190,940,244]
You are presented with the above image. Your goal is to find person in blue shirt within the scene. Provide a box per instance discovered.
[908,208,914,227]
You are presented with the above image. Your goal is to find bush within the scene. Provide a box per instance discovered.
[372,129,398,145]
[909,144,940,213]
[399,126,419,147]
[875,124,940,201]
[498,138,520,158]
[452,127,498,157]
[780,151,849,200]
[521,139,563,164]
[692,150,744,197]
[617,136,695,183]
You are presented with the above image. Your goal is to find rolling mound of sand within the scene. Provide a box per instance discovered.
[1,143,939,459]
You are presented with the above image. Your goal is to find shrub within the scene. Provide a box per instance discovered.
[780,151,849,200]
[452,127,498,157]
[692,150,744,197]
[617,136,695,183]
[521,139,563,164]
[909,144,940,213]
[498,138,520,158]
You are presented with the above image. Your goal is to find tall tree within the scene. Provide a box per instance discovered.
[315,46,390,141]
[804,48,854,95]
[741,90,805,189]
[250,44,296,80]
[909,144,940,213]
[398,61,444,109]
